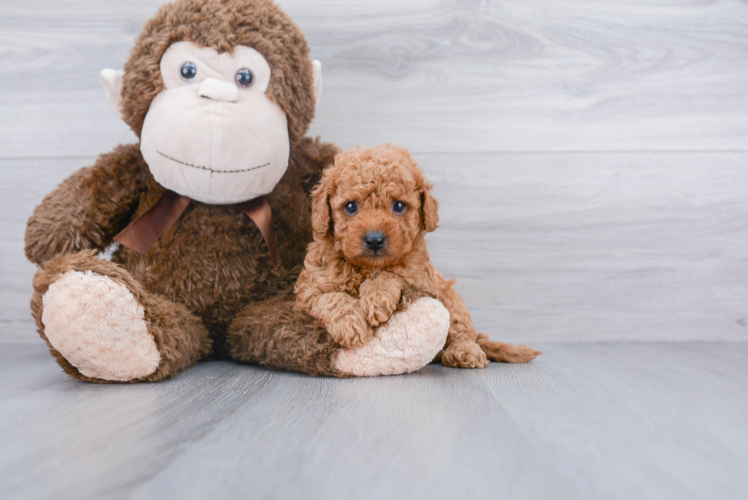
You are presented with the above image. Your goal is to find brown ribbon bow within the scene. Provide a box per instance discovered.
[114,190,279,268]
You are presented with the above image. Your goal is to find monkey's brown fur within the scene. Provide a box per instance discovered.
[228,295,344,377]
[295,144,541,368]
[31,250,211,383]
[25,0,342,382]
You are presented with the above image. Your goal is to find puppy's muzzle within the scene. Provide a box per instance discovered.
[364,231,386,252]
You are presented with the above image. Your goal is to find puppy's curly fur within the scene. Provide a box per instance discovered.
[295,144,540,367]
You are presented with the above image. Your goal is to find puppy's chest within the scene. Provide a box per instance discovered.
[339,271,373,298]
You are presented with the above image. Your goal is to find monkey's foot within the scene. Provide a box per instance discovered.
[41,270,160,382]
[334,297,449,376]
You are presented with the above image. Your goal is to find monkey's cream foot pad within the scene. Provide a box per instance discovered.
[41,270,160,382]
[335,297,450,376]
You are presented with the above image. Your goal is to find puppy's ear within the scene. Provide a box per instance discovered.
[311,172,334,241]
[420,186,439,232]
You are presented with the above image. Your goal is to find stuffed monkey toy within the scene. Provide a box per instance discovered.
[25,0,450,382]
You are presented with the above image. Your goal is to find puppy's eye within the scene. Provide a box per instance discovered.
[235,68,254,88]
[343,201,358,215]
[180,62,197,82]
[392,201,408,215]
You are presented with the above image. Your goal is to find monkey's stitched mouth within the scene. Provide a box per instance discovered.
[157,151,270,174]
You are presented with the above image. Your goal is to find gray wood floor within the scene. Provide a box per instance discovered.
[2,341,747,500]
[2,0,748,498]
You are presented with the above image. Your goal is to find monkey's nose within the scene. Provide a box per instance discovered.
[199,77,239,103]
[364,232,386,251]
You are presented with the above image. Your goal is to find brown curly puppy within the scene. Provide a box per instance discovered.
[295,144,541,368]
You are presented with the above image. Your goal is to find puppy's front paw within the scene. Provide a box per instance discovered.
[360,291,399,327]
[328,306,375,349]
[441,341,488,369]
[359,277,402,327]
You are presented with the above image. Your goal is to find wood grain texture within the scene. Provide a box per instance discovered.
[1,341,746,500]
[1,0,748,158]
[422,151,748,343]
[0,157,91,342]
[3,2,748,499]
[5,153,748,343]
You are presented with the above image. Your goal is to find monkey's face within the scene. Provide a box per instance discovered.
[139,42,290,204]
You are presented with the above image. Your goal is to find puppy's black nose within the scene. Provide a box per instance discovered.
[364,232,386,251]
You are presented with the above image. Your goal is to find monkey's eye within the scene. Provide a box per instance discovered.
[235,68,254,88]
[392,201,408,215]
[343,201,358,215]
[180,62,197,82]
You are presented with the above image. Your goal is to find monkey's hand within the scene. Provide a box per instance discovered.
[359,273,403,327]
[25,144,144,265]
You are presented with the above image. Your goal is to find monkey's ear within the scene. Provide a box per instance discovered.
[311,174,333,241]
[312,60,323,107]
[420,188,439,233]
[100,69,124,117]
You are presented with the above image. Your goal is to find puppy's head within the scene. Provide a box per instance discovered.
[311,144,439,268]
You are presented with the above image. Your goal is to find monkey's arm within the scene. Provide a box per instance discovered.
[290,137,339,196]
[25,144,146,265]
[266,137,339,267]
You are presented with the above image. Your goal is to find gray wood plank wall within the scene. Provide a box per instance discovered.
[2,0,748,343]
